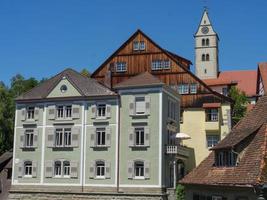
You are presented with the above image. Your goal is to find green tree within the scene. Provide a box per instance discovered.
[228,86,248,126]
[80,68,91,78]
[176,184,185,200]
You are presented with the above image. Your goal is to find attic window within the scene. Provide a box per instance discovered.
[215,150,237,167]
[60,85,68,93]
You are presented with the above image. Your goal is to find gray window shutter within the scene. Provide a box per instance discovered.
[90,127,96,147]
[21,108,26,121]
[33,129,38,148]
[144,161,150,179]
[32,161,37,177]
[72,104,80,119]
[105,161,111,179]
[70,161,78,178]
[47,127,55,148]
[91,104,97,119]
[48,105,56,120]
[18,161,23,178]
[71,126,80,147]
[89,161,95,179]
[45,160,53,178]
[128,127,134,147]
[144,127,150,147]
[227,109,232,129]
[129,96,135,116]
[20,129,25,148]
[127,160,134,179]
[145,96,151,115]
[106,104,111,118]
[34,106,39,121]
[106,126,111,147]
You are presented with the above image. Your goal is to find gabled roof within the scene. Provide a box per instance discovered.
[16,68,116,101]
[91,29,192,77]
[114,71,164,89]
[181,96,267,187]
[203,70,257,97]
[258,62,267,94]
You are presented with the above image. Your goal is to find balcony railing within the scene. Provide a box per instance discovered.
[166,145,190,157]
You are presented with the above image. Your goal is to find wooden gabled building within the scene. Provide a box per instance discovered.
[92,29,233,172]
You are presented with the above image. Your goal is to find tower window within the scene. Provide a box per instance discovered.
[202,54,206,61]
[204,69,207,74]
[206,38,209,46]
[206,54,210,61]
[202,39,205,46]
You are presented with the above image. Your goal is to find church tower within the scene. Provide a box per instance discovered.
[195,9,219,79]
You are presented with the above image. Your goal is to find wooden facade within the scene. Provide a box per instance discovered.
[91,30,232,108]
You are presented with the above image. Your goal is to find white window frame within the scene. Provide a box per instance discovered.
[96,128,106,146]
[24,161,33,177]
[206,109,219,122]
[163,60,171,69]
[134,161,144,179]
[207,135,219,148]
[139,41,145,50]
[54,161,62,177]
[97,103,106,118]
[56,105,72,119]
[55,128,72,147]
[135,127,145,146]
[64,128,72,147]
[190,84,197,94]
[27,106,35,120]
[133,41,139,51]
[96,161,105,179]
[135,96,145,115]
[116,62,127,72]
[25,129,34,148]
[151,60,162,70]
[63,161,70,177]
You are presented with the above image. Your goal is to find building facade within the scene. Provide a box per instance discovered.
[10,69,182,199]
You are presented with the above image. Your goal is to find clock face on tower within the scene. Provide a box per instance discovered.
[201,26,209,34]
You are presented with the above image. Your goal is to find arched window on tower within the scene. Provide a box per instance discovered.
[206,38,210,46]
[202,54,206,61]
[202,39,205,46]
[206,54,210,61]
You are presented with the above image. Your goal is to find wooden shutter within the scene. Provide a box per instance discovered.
[91,104,97,119]
[129,96,135,116]
[34,106,39,121]
[71,126,80,147]
[21,108,26,121]
[144,161,150,179]
[70,161,78,178]
[144,127,150,147]
[106,104,111,118]
[89,161,95,179]
[90,127,96,147]
[33,129,38,148]
[32,161,37,177]
[145,96,150,115]
[46,127,55,148]
[48,105,56,120]
[128,127,134,147]
[20,129,25,148]
[45,160,53,178]
[127,160,134,179]
[105,161,111,179]
[72,104,80,119]
[18,161,23,178]
[106,126,111,147]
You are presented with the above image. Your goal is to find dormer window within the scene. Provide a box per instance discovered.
[215,150,237,167]
[116,62,127,72]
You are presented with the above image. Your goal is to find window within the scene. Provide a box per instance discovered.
[24,161,32,176]
[204,69,207,74]
[222,88,228,96]
[116,62,127,72]
[55,128,72,147]
[190,84,197,94]
[25,129,34,147]
[96,161,105,178]
[151,60,171,70]
[163,60,171,69]
[97,104,106,118]
[168,99,177,120]
[57,106,64,118]
[60,85,68,93]
[207,135,219,148]
[206,38,210,46]
[135,127,144,146]
[133,41,139,50]
[206,54,210,61]
[63,161,70,176]
[54,161,62,176]
[56,105,72,119]
[27,106,35,120]
[135,97,145,115]
[66,105,72,118]
[202,39,205,46]
[215,150,237,167]
[134,161,144,178]
[202,54,206,61]
[206,109,219,122]
[178,84,189,94]
[96,128,106,146]
[139,41,145,50]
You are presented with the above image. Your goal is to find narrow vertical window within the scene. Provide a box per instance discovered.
[135,97,145,115]
[96,161,105,178]
[66,105,72,118]
[55,128,63,147]
[206,54,210,61]
[135,127,145,146]
[139,41,146,50]
[63,161,70,176]
[134,161,144,178]
[64,128,72,147]
[133,41,139,50]
[206,38,210,46]
[54,161,62,177]
[25,129,34,147]
[96,128,106,146]
[97,104,106,118]
[24,161,32,176]
[202,54,206,61]
[57,106,64,118]
[27,106,35,120]
[202,39,205,46]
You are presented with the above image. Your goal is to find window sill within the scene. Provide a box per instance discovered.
[95,117,108,120]
[95,176,105,180]
[133,176,145,180]
[23,175,33,178]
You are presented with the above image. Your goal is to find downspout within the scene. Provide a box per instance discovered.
[116,96,121,193]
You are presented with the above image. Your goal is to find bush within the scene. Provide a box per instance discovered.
[176,184,185,200]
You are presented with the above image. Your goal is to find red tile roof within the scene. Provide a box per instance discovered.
[202,103,221,108]
[203,70,257,97]
[180,95,267,187]
[258,63,267,94]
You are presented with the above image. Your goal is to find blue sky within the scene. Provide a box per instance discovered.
[0,0,267,85]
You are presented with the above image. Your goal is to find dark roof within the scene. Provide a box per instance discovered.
[0,151,12,171]
[212,95,267,150]
[16,68,116,101]
[114,71,164,89]
[181,96,267,187]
